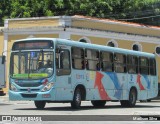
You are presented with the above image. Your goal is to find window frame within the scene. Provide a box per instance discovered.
[127,55,138,74]
[71,47,85,70]
[100,51,113,72]
[114,53,127,73]
[139,57,149,75]
[85,49,100,71]
[149,58,156,76]
[56,49,71,76]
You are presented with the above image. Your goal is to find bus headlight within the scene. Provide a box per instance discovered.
[41,83,54,92]
[10,84,18,92]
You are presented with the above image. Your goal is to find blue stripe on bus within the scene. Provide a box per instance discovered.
[105,72,122,99]
[142,75,150,89]
[105,72,121,89]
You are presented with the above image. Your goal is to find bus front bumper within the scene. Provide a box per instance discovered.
[9,89,56,101]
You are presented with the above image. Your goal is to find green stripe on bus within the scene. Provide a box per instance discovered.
[13,73,48,78]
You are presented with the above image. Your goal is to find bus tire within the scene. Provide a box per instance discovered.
[120,88,137,107]
[34,101,46,109]
[128,88,137,107]
[91,100,106,107]
[71,88,81,109]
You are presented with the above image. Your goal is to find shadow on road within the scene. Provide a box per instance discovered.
[0,103,12,106]
[14,104,160,111]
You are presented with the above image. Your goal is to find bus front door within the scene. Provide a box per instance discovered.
[55,49,72,101]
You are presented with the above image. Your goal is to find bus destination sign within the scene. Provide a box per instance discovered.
[12,40,53,50]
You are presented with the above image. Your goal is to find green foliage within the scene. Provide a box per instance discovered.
[0,0,160,26]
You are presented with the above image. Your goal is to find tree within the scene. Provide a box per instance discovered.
[0,0,160,26]
[0,0,11,26]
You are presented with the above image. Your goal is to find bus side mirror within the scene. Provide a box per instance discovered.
[1,55,6,64]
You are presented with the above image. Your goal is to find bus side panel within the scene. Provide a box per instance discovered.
[113,73,127,100]
[147,75,158,99]
[85,71,128,101]
[102,72,127,100]
[137,74,149,100]
[128,74,140,100]
[71,70,87,96]
[55,75,73,101]
[55,88,73,101]
[127,73,158,100]
[71,70,158,101]
[85,71,114,100]
[101,72,116,100]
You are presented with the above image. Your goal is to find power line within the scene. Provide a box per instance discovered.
[118,15,160,21]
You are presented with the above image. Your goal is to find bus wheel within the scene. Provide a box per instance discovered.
[128,88,137,107]
[71,88,81,109]
[34,101,46,109]
[120,88,137,107]
[91,100,106,107]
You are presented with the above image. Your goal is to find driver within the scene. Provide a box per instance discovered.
[38,62,43,69]
[45,59,52,68]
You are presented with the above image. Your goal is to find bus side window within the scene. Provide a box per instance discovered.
[100,51,113,72]
[57,50,71,76]
[139,57,149,75]
[149,58,156,75]
[114,53,126,73]
[85,49,99,71]
[71,47,84,70]
[127,55,138,74]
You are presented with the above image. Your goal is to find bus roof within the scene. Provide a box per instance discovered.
[56,38,155,58]
[15,38,155,58]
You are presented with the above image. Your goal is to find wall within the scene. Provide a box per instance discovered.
[0,31,3,54]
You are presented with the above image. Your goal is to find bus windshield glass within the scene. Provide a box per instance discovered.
[10,50,54,79]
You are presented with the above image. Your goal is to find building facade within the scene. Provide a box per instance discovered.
[0,27,4,55]
[1,15,160,93]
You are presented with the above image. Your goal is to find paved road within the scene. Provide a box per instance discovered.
[0,95,160,123]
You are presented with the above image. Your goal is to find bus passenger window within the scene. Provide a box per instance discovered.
[85,49,99,71]
[149,58,156,75]
[57,50,71,76]
[71,47,84,70]
[139,57,149,75]
[101,51,113,72]
[127,55,138,74]
[114,54,126,73]
[96,63,100,70]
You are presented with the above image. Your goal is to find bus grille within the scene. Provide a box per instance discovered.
[17,83,41,87]
[21,93,37,98]
[20,89,39,92]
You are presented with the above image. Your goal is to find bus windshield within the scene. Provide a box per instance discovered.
[10,50,54,79]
